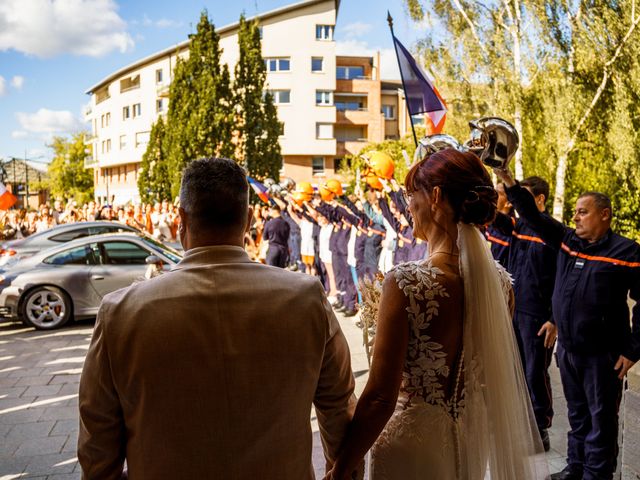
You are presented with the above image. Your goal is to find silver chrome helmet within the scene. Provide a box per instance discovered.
[465,117,519,169]
[413,134,465,165]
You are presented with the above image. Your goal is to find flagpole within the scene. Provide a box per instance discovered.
[388,11,419,148]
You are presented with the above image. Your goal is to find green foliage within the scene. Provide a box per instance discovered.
[234,15,282,181]
[47,133,94,204]
[404,0,640,239]
[338,127,426,193]
[163,10,235,198]
[138,117,172,203]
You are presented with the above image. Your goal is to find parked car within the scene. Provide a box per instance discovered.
[0,232,182,330]
[0,221,141,269]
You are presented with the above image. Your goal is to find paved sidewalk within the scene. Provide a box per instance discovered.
[0,313,621,479]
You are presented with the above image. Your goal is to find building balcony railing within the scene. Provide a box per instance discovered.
[336,109,373,125]
[157,84,170,97]
[84,156,98,169]
[336,139,368,156]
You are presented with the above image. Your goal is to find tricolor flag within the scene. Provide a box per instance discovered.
[391,34,447,134]
[0,183,17,211]
[247,177,270,204]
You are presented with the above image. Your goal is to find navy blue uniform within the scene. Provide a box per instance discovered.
[506,182,640,479]
[263,216,290,268]
[494,208,559,432]
[484,221,512,269]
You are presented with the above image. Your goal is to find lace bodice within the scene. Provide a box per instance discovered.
[392,261,464,418]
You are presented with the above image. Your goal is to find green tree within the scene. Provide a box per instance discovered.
[404,0,640,237]
[138,117,172,203]
[163,11,235,197]
[233,14,282,180]
[47,132,94,204]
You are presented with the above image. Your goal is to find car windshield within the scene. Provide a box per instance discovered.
[141,237,182,263]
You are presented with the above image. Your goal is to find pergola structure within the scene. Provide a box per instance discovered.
[0,158,49,210]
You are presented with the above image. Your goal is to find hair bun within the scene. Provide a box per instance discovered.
[459,186,498,225]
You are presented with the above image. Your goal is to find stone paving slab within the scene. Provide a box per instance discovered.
[0,313,623,479]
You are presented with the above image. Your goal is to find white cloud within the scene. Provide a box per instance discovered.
[0,0,134,58]
[11,130,28,139]
[11,75,24,89]
[336,40,400,80]
[0,75,5,96]
[340,21,373,39]
[16,108,83,135]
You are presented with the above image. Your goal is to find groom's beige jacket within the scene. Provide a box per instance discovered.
[78,246,356,479]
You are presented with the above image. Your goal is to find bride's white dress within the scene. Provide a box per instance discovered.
[369,224,548,480]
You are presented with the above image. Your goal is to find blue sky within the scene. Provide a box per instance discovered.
[0,0,424,163]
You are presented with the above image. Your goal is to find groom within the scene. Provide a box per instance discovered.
[78,158,358,479]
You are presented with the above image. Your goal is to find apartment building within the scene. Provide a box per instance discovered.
[85,0,411,204]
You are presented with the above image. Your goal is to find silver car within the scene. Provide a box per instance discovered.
[0,232,182,330]
[0,221,141,269]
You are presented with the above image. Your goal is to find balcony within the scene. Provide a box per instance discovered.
[336,139,368,156]
[336,109,372,126]
[157,84,170,97]
[84,156,98,169]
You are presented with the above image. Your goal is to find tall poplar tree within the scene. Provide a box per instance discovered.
[233,14,282,180]
[138,117,171,203]
[163,11,235,197]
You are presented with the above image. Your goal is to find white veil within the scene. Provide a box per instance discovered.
[457,223,548,479]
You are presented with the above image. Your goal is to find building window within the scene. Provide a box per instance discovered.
[122,106,130,120]
[412,115,425,125]
[382,105,396,119]
[316,90,333,106]
[105,112,111,126]
[337,66,365,80]
[336,100,364,111]
[315,25,334,40]
[311,57,324,72]
[95,86,110,104]
[120,135,127,150]
[265,57,290,72]
[100,115,105,128]
[156,69,163,84]
[279,122,285,137]
[316,123,333,139]
[268,90,290,104]
[106,139,111,152]
[258,26,263,39]
[133,103,141,117]
[156,99,165,113]
[334,158,349,171]
[312,156,325,175]
[135,131,150,148]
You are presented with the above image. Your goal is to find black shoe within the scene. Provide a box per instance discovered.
[539,428,550,452]
[335,305,346,312]
[333,299,344,310]
[550,465,582,480]
[343,309,357,317]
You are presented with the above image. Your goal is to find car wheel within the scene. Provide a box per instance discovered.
[20,286,73,330]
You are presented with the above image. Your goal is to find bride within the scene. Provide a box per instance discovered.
[325,148,547,479]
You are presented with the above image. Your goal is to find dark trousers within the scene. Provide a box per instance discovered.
[557,343,623,479]
[266,244,288,268]
[332,252,356,311]
[513,311,554,430]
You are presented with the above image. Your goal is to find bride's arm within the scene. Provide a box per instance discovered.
[327,275,408,480]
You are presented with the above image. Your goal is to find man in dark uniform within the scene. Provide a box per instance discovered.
[496,168,640,480]
[262,204,290,268]
[492,176,559,451]
[485,182,514,268]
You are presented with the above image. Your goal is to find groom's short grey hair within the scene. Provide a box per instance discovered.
[179,158,249,231]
